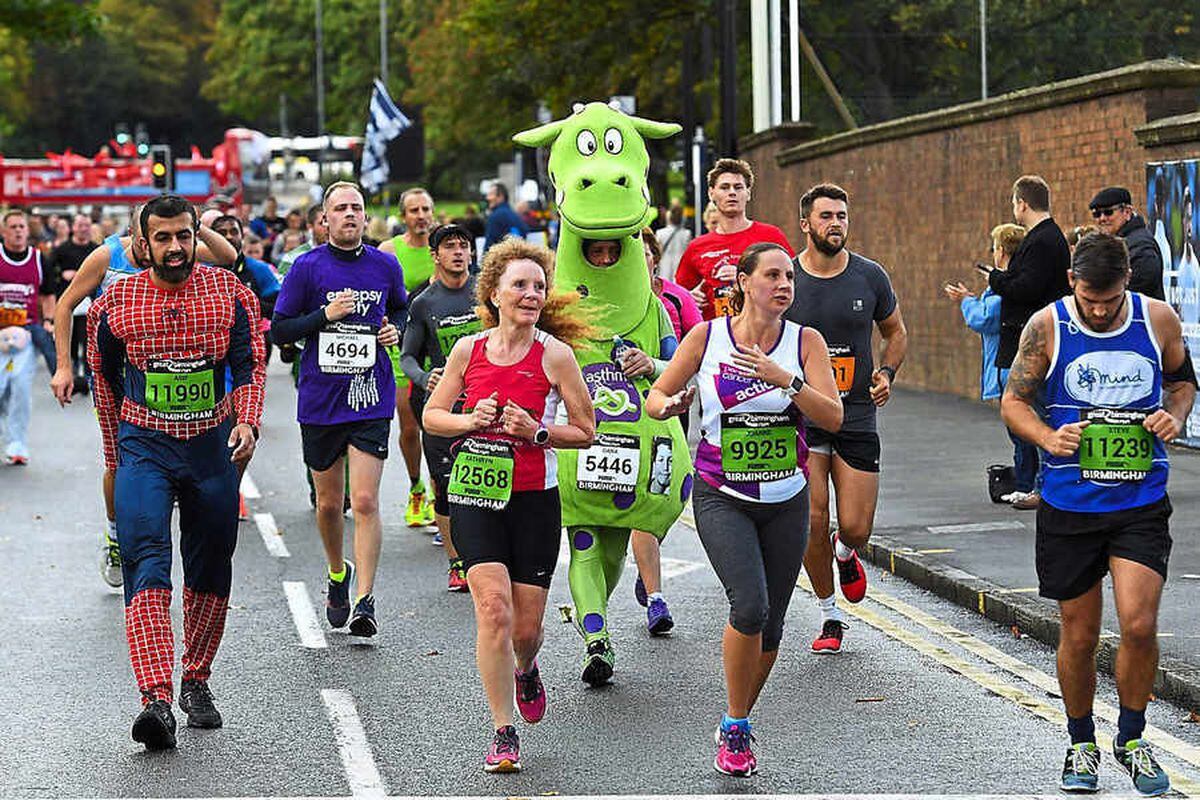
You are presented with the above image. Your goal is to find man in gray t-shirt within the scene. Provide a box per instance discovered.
[783,183,908,655]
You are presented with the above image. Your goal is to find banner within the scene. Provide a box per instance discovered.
[360,79,412,194]
[1147,160,1200,447]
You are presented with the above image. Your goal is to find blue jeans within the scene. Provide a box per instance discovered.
[25,323,55,375]
[1007,426,1040,493]
[0,343,34,459]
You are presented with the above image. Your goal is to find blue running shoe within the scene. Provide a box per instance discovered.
[326,561,355,629]
[1113,739,1170,796]
[634,575,647,607]
[349,594,377,638]
[1060,742,1100,793]
[431,531,444,547]
[647,597,674,635]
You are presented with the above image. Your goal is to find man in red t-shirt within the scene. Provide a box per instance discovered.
[675,158,794,320]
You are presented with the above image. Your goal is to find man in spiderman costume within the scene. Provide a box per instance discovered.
[87,193,266,750]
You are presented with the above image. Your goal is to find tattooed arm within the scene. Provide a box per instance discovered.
[1001,309,1088,457]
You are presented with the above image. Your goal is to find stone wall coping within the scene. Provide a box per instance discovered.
[774,59,1200,166]
[737,121,817,153]
[1135,111,1200,149]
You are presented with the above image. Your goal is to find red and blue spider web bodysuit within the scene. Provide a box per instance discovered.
[88,265,265,705]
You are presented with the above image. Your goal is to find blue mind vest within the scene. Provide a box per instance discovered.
[1042,292,1167,513]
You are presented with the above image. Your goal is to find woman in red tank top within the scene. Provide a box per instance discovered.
[423,239,593,773]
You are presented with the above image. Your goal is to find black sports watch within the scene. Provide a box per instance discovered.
[533,426,550,446]
[878,365,897,382]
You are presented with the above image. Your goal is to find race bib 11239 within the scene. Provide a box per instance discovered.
[1079,407,1153,481]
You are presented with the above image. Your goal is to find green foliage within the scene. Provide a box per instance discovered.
[0,0,99,41]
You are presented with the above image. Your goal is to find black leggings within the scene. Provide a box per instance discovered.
[692,478,809,651]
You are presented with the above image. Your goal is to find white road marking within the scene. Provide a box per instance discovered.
[44,795,1083,800]
[254,512,290,557]
[239,472,260,499]
[320,688,387,798]
[283,581,327,649]
[660,556,704,580]
[926,520,1026,534]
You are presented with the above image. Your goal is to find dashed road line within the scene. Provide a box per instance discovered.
[283,581,327,649]
[254,512,290,557]
[321,688,387,798]
[926,520,1025,534]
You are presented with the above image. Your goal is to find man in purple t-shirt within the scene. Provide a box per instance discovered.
[273,181,406,638]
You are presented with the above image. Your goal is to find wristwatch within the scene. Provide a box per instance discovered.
[782,374,805,398]
[533,426,550,446]
[878,365,897,382]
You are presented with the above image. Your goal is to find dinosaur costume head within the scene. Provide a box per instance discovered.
[514,102,681,332]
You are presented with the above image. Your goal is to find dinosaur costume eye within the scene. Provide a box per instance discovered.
[576,130,598,156]
[604,128,623,154]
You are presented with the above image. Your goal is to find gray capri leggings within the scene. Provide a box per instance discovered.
[692,477,810,651]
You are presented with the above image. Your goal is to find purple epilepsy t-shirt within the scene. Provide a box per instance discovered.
[275,244,408,424]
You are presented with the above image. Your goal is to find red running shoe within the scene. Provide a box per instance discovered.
[811,618,847,654]
[834,534,867,603]
[514,660,546,724]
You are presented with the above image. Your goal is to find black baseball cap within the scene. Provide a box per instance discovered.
[430,223,473,250]
[1088,186,1132,210]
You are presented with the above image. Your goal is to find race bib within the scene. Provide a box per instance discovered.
[0,305,27,328]
[576,432,640,492]
[448,438,514,510]
[720,412,798,482]
[144,358,216,421]
[318,321,376,374]
[1079,408,1153,481]
[435,314,482,357]
[713,285,736,318]
[828,343,854,396]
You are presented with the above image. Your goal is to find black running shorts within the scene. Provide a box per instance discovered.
[300,418,391,472]
[805,427,881,473]
[450,488,562,589]
[421,431,456,516]
[1036,495,1172,601]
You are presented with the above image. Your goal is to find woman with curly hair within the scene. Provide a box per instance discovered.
[422,237,594,773]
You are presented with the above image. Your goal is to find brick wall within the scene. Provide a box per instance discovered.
[741,61,1200,399]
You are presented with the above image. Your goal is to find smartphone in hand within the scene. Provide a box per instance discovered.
[974,261,993,276]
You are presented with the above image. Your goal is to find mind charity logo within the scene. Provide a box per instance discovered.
[582,362,640,423]
[1064,350,1155,407]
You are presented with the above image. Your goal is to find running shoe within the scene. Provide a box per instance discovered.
[348,594,378,638]
[431,531,444,547]
[634,575,648,607]
[131,699,177,750]
[714,722,757,777]
[581,639,615,686]
[405,488,428,527]
[811,619,847,654]
[834,534,867,603]
[326,560,355,629]
[100,534,123,588]
[514,661,546,724]
[484,725,521,773]
[6,454,28,466]
[179,679,223,729]
[419,496,436,526]
[238,492,249,521]
[1060,742,1101,793]
[1013,490,1042,511]
[1113,739,1170,796]
[647,597,674,636]
[447,559,469,592]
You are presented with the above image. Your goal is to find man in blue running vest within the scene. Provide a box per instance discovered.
[1002,231,1196,796]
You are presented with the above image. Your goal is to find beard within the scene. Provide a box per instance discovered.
[811,229,846,257]
[150,247,195,283]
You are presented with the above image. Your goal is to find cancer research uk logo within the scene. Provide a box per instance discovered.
[1064,350,1155,407]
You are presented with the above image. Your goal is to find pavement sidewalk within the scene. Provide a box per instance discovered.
[869,387,1200,711]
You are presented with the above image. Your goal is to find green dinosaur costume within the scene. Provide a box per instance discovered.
[514,102,691,683]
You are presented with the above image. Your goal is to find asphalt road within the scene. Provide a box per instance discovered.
[6,365,1200,798]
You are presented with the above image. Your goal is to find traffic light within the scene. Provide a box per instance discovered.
[115,123,130,146]
[150,144,172,190]
[135,123,150,157]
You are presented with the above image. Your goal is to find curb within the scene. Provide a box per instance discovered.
[865,533,1200,713]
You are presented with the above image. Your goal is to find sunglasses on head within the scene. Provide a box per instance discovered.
[1091,205,1124,219]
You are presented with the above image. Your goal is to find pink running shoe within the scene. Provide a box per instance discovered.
[484,725,521,773]
[515,661,546,724]
[714,723,757,777]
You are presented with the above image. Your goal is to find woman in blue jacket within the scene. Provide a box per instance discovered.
[946,223,1033,503]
